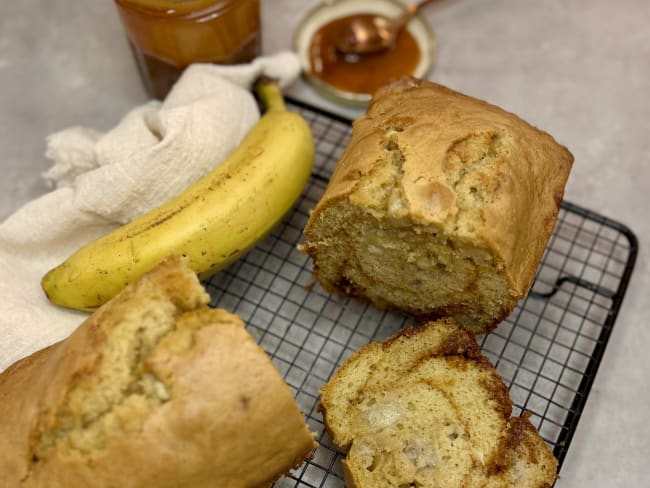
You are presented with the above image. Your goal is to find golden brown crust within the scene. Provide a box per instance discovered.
[348,78,572,295]
[0,256,316,487]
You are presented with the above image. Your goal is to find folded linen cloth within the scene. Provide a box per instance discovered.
[0,51,302,372]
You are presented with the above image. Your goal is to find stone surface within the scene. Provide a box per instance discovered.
[1,0,648,485]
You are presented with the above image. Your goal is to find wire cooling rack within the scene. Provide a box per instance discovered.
[203,99,638,487]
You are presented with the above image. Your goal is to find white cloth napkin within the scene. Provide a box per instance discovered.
[0,51,302,372]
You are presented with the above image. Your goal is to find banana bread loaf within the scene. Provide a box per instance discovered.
[0,256,316,487]
[319,318,557,487]
[302,77,573,334]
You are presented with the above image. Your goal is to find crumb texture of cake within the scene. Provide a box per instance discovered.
[0,255,316,488]
[302,77,573,334]
[319,318,558,488]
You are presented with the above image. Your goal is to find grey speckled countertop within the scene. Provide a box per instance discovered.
[1,0,649,485]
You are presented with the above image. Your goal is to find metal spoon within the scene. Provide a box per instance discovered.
[335,0,435,55]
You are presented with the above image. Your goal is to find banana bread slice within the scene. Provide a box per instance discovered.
[319,318,557,488]
[302,77,573,334]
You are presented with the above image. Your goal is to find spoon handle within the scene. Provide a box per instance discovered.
[393,0,437,29]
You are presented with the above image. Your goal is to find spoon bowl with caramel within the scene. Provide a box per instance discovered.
[335,0,436,55]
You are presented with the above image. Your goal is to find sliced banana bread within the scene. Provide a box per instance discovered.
[319,318,557,487]
[0,256,316,487]
[302,77,573,334]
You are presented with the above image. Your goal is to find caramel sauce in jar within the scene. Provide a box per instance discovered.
[115,0,261,99]
[308,14,421,96]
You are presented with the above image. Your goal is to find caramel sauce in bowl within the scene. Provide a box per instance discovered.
[295,0,435,106]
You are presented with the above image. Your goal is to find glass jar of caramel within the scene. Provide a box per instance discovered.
[114,0,261,99]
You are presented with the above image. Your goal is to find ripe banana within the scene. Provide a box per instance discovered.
[42,81,315,311]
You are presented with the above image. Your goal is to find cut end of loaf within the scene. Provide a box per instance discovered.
[304,202,515,334]
[304,130,518,334]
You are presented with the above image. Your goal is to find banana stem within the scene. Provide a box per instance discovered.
[255,79,286,113]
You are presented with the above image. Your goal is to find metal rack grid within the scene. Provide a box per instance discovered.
[202,99,638,487]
